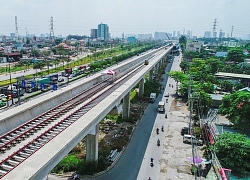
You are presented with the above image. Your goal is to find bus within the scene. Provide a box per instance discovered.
[158,101,165,112]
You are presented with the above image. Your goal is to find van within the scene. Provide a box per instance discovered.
[183,134,203,145]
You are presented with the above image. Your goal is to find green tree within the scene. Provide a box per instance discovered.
[237,61,249,74]
[54,38,63,45]
[33,62,44,77]
[215,132,250,175]
[168,71,188,91]
[220,80,233,92]
[226,47,245,63]
[192,91,212,119]
[205,58,224,74]
[31,49,40,58]
[199,82,214,94]
[189,58,210,82]
[219,91,250,131]
[179,35,187,52]
[179,60,189,73]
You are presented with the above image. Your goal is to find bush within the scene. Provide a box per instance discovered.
[52,155,80,173]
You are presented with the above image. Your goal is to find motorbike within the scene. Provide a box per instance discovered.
[150,162,154,167]
[157,139,160,146]
[165,113,168,119]
[161,126,164,132]
[70,173,80,180]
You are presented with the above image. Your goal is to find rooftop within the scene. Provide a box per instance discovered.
[215,72,250,79]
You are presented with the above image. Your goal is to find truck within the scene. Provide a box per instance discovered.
[65,68,72,75]
[158,101,165,112]
[149,93,156,103]
[36,78,50,85]
[7,85,25,97]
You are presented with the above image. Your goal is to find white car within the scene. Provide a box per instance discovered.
[0,94,6,100]
[183,134,203,146]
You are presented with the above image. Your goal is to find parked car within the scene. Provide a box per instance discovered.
[183,134,203,146]
[181,127,189,136]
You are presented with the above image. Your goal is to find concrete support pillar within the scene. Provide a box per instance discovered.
[138,78,144,97]
[149,69,153,82]
[158,61,161,70]
[122,91,130,120]
[86,124,99,162]
[155,64,159,74]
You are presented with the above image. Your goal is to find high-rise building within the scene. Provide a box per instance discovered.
[91,29,97,38]
[97,23,109,40]
[154,32,168,40]
[177,31,181,38]
[204,31,211,38]
[137,34,153,40]
[173,31,176,38]
[187,30,191,39]
[219,31,225,38]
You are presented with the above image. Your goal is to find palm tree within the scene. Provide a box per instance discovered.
[53,59,60,71]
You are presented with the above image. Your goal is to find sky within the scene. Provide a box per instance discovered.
[0,0,249,38]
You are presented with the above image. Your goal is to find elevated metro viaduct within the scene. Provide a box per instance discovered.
[1,47,173,179]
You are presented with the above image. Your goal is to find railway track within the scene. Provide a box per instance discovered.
[0,58,147,178]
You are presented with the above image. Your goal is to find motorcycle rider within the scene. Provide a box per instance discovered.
[157,139,160,146]
[156,127,159,134]
[161,125,164,132]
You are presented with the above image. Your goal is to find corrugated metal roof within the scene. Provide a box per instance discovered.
[215,72,250,79]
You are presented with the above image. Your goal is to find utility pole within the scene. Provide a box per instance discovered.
[49,17,55,41]
[231,25,234,38]
[188,75,198,180]
[211,18,219,38]
[15,16,19,40]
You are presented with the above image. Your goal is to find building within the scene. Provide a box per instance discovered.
[215,52,227,58]
[177,31,181,38]
[127,36,136,43]
[219,31,225,39]
[90,29,97,39]
[173,31,176,38]
[223,40,237,47]
[187,30,191,39]
[186,40,203,52]
[137,34,153,40]
[154,32,168,40]
[204,31,211,38]
[97,23,109,40]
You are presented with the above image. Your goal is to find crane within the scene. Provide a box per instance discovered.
[165,33,172,45]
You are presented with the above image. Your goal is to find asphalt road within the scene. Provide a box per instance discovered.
[137,54,181,180]
[84,56,175,180]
